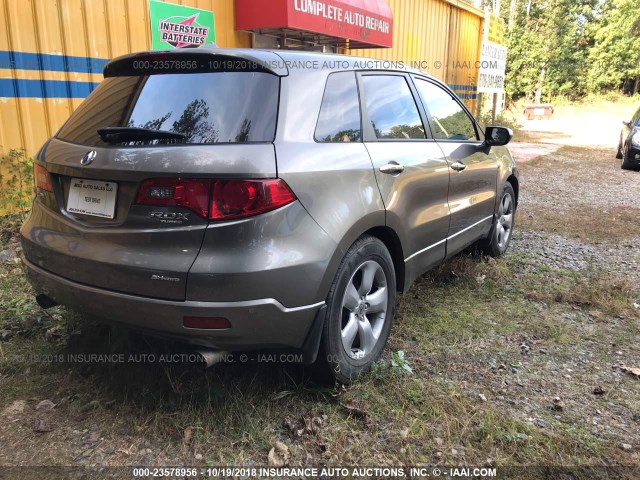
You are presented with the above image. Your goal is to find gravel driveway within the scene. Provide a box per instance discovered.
[509,144,640,278]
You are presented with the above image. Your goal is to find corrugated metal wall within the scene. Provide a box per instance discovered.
[349,0,483,111]
[0,0,250,159]
[0,0,482,162]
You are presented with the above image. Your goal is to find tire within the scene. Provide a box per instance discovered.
[616,139,623,160]
[479,183,516,257]
[621,148,636,170]
[316,235,396,384]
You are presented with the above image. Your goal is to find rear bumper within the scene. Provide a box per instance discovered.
[23,257,323,350]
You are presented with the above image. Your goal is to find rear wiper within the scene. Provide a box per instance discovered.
[98,127,186,144]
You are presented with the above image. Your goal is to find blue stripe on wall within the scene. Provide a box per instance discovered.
[0,78,99,98]
[448,84,478,92]
[0,50,109,74]
[0,50,481,100]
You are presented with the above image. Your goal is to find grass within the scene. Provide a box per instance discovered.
[0,212,26,246]
[1,231,638,473]
[1,159,639,474]
[549,92,640,115]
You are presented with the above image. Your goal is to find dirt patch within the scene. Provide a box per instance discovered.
[517,146,640,243]
[518,98,638,148]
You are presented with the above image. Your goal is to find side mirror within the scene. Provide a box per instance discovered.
[622,120,631,127]
[484,126,513,147]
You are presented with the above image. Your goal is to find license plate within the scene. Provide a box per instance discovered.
[67,178,118,219]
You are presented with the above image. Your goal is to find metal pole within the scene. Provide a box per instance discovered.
[492,92,498,124]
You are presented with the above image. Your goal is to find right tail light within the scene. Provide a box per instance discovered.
[210,179,296,220]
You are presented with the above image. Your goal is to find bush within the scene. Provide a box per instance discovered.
[479,109,523,135]
[0,149,34,216]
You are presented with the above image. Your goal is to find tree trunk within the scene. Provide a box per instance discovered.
[534,67,546,103]
[508,0,517,27]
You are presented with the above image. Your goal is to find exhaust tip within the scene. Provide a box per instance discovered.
[196,350,229,369]
[35,294,58,309]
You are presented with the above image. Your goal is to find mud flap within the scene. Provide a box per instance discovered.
[301,305,327,365]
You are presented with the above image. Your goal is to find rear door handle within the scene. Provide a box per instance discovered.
[450,161,467,172]
[379,163,405,175]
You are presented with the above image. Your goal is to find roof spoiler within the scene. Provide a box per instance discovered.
[103,48,289,77]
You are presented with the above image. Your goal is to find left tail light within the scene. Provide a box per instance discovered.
[136,179,211,218]
[34,164,52,192]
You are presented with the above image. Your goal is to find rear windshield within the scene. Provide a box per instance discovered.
[57,72,279,146]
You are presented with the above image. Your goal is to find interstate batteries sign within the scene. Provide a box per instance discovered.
[150,0,215,50]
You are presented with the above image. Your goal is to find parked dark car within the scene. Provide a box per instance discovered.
[617,104,640,170]
[21,48,518,383]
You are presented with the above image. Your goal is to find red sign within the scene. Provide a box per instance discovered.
[235,0,393,48]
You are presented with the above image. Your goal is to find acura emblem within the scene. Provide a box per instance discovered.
[80,150,97,166]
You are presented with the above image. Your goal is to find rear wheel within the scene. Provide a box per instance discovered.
[317,236,396,384]
[479,183,516,257]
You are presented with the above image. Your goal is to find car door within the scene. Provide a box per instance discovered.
[412,76,498,256]
[358,72,451,282]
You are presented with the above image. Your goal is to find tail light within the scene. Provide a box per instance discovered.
[210,179,296,220]
[34,164,53,192]
[136,179,211,218]
[135,178,296,220]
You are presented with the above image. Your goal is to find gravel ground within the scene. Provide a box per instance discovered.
[1,140,640,472]
[518,146,640,211]
[511,144,640,278]
[511,231,640,278]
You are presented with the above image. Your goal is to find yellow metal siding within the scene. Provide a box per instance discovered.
[0,0,250,159]
[349,0,483,111]
[0,0,482,162]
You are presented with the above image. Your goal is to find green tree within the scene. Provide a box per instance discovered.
[503,0,598,102]
[587,0,640,94]
[172,99,217,143]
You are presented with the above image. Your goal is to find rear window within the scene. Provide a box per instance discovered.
[57,72,279,146]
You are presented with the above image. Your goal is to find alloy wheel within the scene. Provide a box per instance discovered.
[340,260,388,359]
[496,192,514,250]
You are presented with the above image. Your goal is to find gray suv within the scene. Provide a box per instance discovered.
[21,48,518,383]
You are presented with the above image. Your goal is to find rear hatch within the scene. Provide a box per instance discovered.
[23,50,283,301]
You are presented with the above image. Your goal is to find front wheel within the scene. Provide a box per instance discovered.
[317,236,396,384]
[479,183,516,257]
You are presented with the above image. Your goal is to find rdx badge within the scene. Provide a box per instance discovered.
[149,212,190,223]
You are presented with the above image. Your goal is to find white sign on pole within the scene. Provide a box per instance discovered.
[477,41,507,93]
